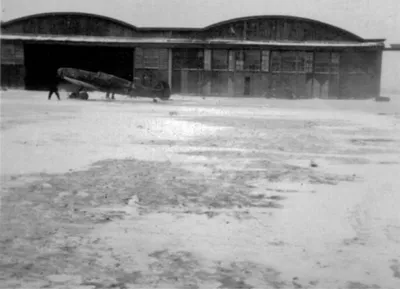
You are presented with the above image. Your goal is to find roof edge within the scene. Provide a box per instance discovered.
[1,12,139,30]
[0,34,385,48]
[203,14,365,41]
[1,12,382,42]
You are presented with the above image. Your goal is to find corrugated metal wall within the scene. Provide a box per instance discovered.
[163,48,381,98]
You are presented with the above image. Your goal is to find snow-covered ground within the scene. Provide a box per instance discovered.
[1,90,400,289]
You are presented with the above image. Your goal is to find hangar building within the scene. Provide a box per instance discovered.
[1,12,385,98]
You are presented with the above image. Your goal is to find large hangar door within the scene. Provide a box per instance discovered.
[24,44,134,90]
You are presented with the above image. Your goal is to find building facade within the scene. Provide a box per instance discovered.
[1,12,385,98]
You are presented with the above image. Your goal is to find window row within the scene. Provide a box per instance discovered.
[135,48,340,73]
[210,50,339,73]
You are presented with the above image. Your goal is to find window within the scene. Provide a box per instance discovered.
[298,52,313,73]
[228,51,235,71]
[173,49,204,70]
[271,51,281,72]
[229,23,244,38]
[305,52,313,73]
[271,51,313,73]
[235,51,244,71]
[2,44,14,59]
[261,50,270,72]
[212,50,228,70]
[135,48,168,69]
[135,48,144,69]
[314,52,331,73]
[243,50,261,71]
[143,49,159,69]
[258,20,270,39]
[204,49,212,71]
[1,42,24,65]
[331,53,340,74]
[280,51,297,72]
[246,21,258,39]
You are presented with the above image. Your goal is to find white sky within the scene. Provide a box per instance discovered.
[1,0,400,43]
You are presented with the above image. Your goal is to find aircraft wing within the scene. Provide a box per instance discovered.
[63,76,102,91]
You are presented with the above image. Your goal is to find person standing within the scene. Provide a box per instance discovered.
[48,73,61,100]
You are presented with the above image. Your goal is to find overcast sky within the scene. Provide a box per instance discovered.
[1,0,400,43]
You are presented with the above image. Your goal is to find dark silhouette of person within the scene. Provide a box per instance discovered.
[48,74,61,100]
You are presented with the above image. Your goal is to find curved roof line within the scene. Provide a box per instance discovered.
[1,12,139,31]
[203,14,364,41]
[1,12,367,41]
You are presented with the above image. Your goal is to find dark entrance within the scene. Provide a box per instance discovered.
[244,77,251,95]
[24,44,134,90]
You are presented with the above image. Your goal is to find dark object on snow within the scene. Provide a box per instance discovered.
[310,161,318,168]
[69,91,89,100]
[58,67,171,102]
[48,74,61,100]
[375,96,391,102]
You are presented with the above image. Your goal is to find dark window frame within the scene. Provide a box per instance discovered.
[211,49,229,71]
[173,48,204,70]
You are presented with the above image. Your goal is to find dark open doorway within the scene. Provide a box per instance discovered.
[24,44,134,90]
[244,76,251,95]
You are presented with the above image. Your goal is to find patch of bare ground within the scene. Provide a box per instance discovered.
[350,138,397,145]
[113,250,287,289]
[0,152,358,287]
[346,281,381,289]
[178,116,400,156]
[180,152,358,185]
[390,259,400,279]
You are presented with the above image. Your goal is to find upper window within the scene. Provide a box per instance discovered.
[173,49,204,70]
[235,51,244,71]
[212,50,229,70]
[143,49,159,69]
[246,21,259,39]
[261,50,270,72]
[314,52,331,74]
[280,51,297,72]
[331,53,340,74]
[271,51,281,72]
[243,50,261,71]
[135,48,168,69]
[298,52,313,73]
[271,51,314,73]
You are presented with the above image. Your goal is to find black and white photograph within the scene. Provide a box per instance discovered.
[1,0,400,288]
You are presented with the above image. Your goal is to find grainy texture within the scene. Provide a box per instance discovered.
[1,91,400,289]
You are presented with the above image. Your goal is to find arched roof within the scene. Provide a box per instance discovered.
[1,12,380,42]
[202,15,364,41]
[1,12,139,31]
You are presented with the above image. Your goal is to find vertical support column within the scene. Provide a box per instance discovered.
[168,48,172,88]
[311,51,316,98]
[181,70,188,94]
[228,50,236,96]
[132,49,136,81]
[204,49,212,95]
[294,51,299,97]
[134,47,144,82]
